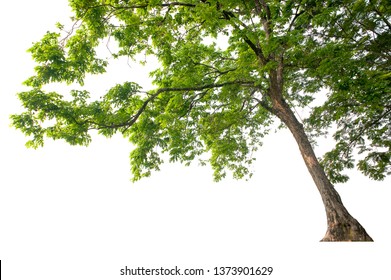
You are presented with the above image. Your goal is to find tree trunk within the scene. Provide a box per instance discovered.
[270,95,373,241]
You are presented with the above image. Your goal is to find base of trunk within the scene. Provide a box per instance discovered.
[321,220,373,242]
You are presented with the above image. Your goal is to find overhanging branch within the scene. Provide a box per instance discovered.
[91,81,255,132]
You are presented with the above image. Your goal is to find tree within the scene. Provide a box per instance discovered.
[11,0,389,241]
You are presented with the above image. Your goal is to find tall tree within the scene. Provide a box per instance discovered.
[12,0,389,241]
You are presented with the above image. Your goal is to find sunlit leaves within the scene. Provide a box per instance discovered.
[25,28,107,87]
[305,0,391,182]
[13,0,391,183]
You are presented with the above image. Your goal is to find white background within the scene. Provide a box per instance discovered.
[1,1,390,279]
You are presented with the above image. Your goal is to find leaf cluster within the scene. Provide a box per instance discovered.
[305,0,391,182]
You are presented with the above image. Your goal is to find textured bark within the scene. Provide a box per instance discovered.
[267,74,373,241]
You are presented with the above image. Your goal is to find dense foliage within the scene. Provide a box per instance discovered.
[12,0,390,183]
[305,0,390,182]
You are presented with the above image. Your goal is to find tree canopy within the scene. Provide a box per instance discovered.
[305,0,390,183]
[12,0,390,183]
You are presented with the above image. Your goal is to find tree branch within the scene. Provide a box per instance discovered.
[92,81,255,132]
[242,36,267,65]
[345,5,382,36]
[223,4,267,65]
[288,4,305,32]
[255,0,272,39]
[369,0,391,30]
[107,2,196,10]
[344,107,391,152]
